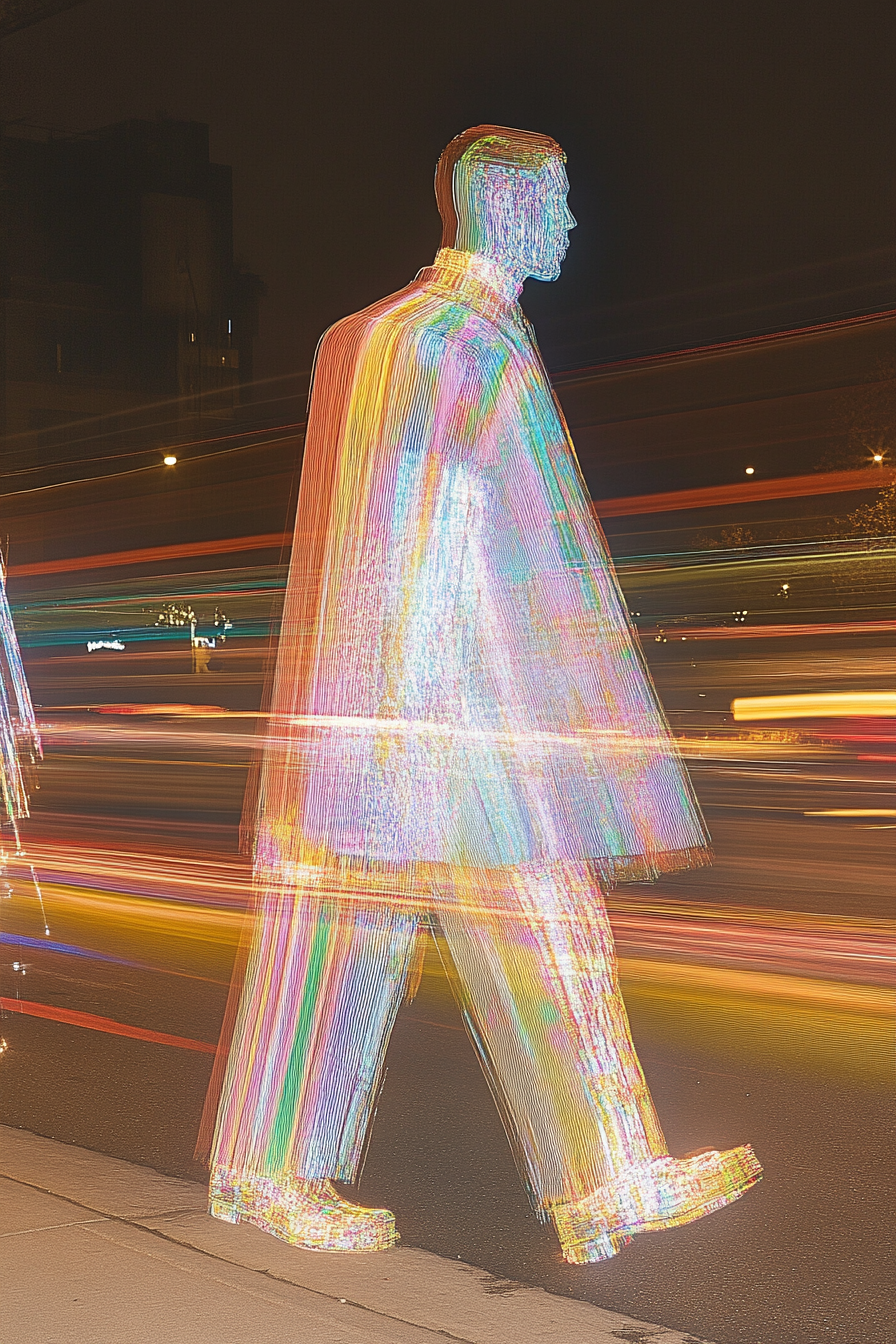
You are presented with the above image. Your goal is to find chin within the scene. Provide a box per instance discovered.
[530,262,563,283]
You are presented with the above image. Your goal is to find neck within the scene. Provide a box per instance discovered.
[437,248,524,301]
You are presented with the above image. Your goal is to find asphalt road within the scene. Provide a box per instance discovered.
[0,639,892,1344]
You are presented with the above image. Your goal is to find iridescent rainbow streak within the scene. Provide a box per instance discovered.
[0,564,41,833]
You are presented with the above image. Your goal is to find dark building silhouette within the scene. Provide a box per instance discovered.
[0,117,264,463]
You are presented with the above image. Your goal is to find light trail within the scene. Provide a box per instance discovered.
[644,620,896,641]
[0,996,215,1052]
[8,841,249,909]
[805,809,896,818]
[0,931,228,983]
[8,533,288,579]
[7,844,890,987]
[3,844,890,1082]
[11,538,892,666]
[732,692,896,720]
[618,962,892,1082]
[593,466,895,518]
[7,470,892,585]
[617,960,891,1017]
[604,896,895,987]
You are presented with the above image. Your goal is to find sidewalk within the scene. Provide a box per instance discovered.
[0,1125,712,1344]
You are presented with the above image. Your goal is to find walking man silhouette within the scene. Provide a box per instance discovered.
[203,126,761,1264]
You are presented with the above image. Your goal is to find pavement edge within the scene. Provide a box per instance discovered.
[0,1123,716,1344]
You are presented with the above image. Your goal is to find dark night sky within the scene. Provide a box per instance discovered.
[3,0,894,385]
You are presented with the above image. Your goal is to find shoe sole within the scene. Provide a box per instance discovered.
[209,1195,399,1252]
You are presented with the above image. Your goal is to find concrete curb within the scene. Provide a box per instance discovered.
[0,1124,715,1344]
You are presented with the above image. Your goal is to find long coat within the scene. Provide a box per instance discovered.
[256,249,708,880]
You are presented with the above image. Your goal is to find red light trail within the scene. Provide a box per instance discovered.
[0,996,216,1053]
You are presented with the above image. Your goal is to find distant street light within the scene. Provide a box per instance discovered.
[163,455,178,466]
[872,454,883,463]
[745,466,755,475]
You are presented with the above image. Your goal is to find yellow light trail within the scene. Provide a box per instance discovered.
[11,854,889,1084]
[732,692,896,721]
[804,809,896,817]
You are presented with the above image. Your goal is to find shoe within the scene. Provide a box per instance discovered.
[209,1165,398,1252]
[554,1144,762,1264]
[560,1229,633,1264]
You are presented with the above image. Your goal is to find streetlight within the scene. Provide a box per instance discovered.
[163,455,177,467]
[745,466,755,475]
[872,454,883,464]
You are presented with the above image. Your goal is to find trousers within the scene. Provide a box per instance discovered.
[210,860,667,1209]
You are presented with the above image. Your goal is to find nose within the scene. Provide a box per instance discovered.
[564,204,577,230]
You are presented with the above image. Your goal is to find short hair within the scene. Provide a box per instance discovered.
[435,125,565,248]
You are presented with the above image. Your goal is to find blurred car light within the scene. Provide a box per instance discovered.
[732,692,896,720]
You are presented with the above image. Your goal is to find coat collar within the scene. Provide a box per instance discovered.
[416,248,526,331]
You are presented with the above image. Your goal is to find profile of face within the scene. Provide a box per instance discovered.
[454,153,577,284]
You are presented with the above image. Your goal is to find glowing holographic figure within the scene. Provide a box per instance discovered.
[0,559,41,844]
[203,127,761,1261]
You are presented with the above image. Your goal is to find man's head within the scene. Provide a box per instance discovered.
[435,126,576,283]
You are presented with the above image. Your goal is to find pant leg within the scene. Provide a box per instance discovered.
[211,875,418,1183]
[437,860,666,1210]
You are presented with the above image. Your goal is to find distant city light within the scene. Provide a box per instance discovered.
[872,454,883,463]
[87,640,125,652]
[745,466,755,475]
[163,455,177,466]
